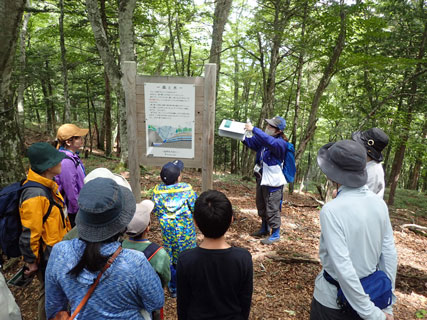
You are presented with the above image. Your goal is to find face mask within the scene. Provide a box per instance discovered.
[265,128,276,136]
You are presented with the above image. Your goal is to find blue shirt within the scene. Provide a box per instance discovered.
[313,185,397,319]
[45,239,164,319]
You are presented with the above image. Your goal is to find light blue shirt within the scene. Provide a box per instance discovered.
[313,185,397,320]
[45,239,164,319]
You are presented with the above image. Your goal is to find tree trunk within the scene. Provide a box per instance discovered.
[295,4,346,166]
[291,0,308,148]
[209,0,233,88]
[17,5,30,129]
[388,18,426,205]
[104,72,112,156]
[257,0,294,125]
[409,120,426,190]
[118,0,137,163]
[230,50,239,173]
[89,96,99,152]
[59,0,71,122]
[0,0,26,187]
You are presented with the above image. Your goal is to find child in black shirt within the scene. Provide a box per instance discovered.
[176,190,253,320]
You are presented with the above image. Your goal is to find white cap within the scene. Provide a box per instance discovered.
[84,168,132,190]
[126,200,155,236]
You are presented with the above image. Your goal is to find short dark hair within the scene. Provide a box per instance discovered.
[194,190,233,239]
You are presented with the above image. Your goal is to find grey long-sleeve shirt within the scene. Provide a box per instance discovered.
[313,185,397,320]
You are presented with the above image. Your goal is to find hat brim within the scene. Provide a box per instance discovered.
[76,186,136,242]
[265,119,279,129]
[317,142,367,188]
[352,131,383,162]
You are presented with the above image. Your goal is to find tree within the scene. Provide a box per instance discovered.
[295,1,346,166]
[85,0,137,162]
[0,0,26,187]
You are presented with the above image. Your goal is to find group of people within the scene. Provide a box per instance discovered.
[0,117,397,320]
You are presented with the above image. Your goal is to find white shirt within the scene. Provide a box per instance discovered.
[366,161,385,198]
[313,185,397,320]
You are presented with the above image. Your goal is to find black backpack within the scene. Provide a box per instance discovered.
[143,242,163,261]
[0,180,55,258]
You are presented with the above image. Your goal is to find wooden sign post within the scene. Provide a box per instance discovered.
[123,62,216,199]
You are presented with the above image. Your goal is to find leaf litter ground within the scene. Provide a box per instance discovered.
[5,169,426,319]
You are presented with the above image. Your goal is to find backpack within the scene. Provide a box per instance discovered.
[143,242,163,261]
[282,142,296,183]
[0,181,55,258]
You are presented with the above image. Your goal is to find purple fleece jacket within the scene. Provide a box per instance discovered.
[55,149,85,214]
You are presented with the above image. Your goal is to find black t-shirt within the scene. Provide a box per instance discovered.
[177,246,253,320]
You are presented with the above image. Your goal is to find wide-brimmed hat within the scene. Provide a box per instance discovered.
[352,128,389,162]
[76,177,136,242]
[317,140,367,188]
[265,116,286,131]
[126,200,155,236]
[84,168,132,191]
[57,124,88,142]
[27,142,67,174]
[160,160,184,185]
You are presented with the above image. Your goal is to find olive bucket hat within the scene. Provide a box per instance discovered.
[317,140,368,188]
[76,177,136,242]
[27,142,67,174]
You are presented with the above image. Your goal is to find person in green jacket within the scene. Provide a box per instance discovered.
[123,200,171,320]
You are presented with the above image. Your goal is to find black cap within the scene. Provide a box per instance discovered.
[352,128,389,162]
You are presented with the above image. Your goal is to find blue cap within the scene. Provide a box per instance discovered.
[265,116,286,131]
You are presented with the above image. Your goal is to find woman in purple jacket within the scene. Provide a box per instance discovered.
[55,123,88,227]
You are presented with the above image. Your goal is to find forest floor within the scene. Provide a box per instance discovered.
[3,151,427,320]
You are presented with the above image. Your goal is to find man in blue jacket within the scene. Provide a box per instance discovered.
[243,116,288,245]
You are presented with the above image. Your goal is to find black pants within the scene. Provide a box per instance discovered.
[309,298,362,320]
[255,180,283,229]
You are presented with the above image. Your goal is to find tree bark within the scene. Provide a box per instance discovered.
[209,0,233,85]
[17,4,30,129]
[409,119,426,190]
[118,0,137,162]
[59,0,71,122]
[0,0,26,187]
[295,4,346,166]
[388,17,426,205]
[257,0,294,125]
[85,0,136,163]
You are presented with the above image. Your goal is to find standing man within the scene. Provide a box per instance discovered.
[243,116,288,245]
[352,128,389,198]
[310,140,397,320]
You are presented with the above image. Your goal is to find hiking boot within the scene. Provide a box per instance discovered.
[261,228,280,245]
[251,220,270,238]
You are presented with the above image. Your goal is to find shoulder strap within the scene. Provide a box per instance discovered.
[64,155,79,168]
[143,243,162,261]
[69,246,122,320]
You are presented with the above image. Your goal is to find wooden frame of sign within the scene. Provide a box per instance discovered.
[122,62,217,201]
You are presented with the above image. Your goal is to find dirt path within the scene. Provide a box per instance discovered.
[5,170,427,319]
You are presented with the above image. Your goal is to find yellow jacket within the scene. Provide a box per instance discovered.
[19,169,71,264]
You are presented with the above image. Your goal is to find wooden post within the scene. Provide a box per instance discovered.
[122,61,141,202]
[202,64,217,192]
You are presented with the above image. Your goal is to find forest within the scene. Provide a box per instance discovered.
[1,1,426,319]
[1,0,426,201]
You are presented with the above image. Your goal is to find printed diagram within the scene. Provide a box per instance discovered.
[148,125,192,149]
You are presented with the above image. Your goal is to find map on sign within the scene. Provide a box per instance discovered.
[145,83,195,158]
